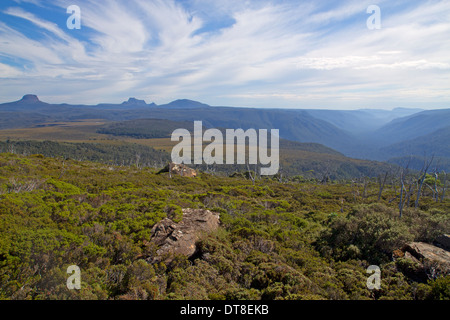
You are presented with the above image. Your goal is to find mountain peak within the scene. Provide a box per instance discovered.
[20,94,40,103]
[122,97,147,106]
[162,99,210,109]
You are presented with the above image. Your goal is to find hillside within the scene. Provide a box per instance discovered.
[0,96,357,152]
[304,108,423,134]
[97,119,196,139]
[96,118,348,154]
[0,140,170,167]
[106,107,356,152]
[0,153,448,300]
[0,114,394,180]
[158,99,211,109]
[374,109,450,144]
[381,126,450,159]
[0,137,392,180]
[0,112,52,130]
[380,126,450,172]
[1,96,448,171]
[383,126,450,171]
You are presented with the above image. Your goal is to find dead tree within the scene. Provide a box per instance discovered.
[415,155,434,209]
[362,176,369,199]
[277,164,284,183]
[399,170,406,218]
[351,179,360,202]
[58,160,67,179]
[255,164,260,182]
[441,171,447,202]
[433,169,439,202]
[404,175,416,208]
[378,170,389,201]
[246,162,256,185]
[135,153,141,169]
[399,158,411,218]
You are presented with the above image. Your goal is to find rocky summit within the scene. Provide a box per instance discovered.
[20,94,40,103]
[121,97,147,106]
[394,240,450,280]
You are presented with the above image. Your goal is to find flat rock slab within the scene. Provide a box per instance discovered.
[149,208,220,264]
[402,242,450,276]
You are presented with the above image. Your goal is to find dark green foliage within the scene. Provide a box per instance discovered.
[0,153,448,300]
[429,276,450,300]
[382,126,450,159]
[318,203,449,265]
[318,204,415,264]
[388,155,450,172]
[97,119,195,139]
[0,140,170,167]
[0,138,393,180]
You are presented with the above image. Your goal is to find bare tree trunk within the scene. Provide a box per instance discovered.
[441,171,447,202]
[378,171,389,201]
[246,163,255,185]
[278,165,283,183]
[58,160,66,179]
[399,171,405,218]
[135,153,141,169]
[351,180,357,202]
[433,170,439,202]
[404,175,416,208]
[415,155,434,208]
[425,184,435,199]
[362,176,368,199]
[399,158,411,218]
[321,161,331,185]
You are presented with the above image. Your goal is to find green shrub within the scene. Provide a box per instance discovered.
[429,276,450,300]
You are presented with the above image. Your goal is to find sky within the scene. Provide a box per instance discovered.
[0,0,449,110]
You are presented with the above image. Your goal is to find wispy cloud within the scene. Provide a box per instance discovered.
[0,0,449,109]
[4,7,69,41]
[11,0,42,5]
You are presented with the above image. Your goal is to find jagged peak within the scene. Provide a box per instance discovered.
[122,97,147,106]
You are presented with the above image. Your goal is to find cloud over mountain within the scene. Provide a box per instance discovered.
[0,0,449,109]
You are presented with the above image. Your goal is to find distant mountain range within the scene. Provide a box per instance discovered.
[1,95,449,170]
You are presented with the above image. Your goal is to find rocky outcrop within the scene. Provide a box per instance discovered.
[394,241,450,280]
[403,242,450,266]
[159,162,197,177]
[148,208,220,264]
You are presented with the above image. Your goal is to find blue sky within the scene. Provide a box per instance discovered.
[0,0,449,109]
